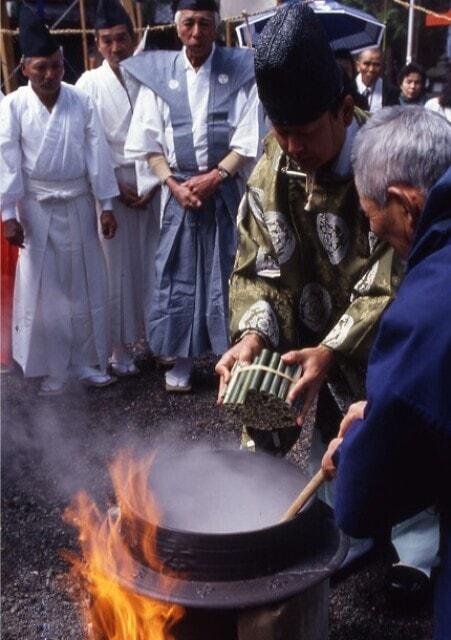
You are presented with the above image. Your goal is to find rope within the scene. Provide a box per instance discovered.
[231,364,298,384]
[391,0,451,23]
[0,23,175,36]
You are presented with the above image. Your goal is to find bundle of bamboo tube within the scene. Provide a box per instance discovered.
[221,349,303,430]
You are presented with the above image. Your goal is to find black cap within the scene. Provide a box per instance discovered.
[94,0,133,31]
[255,2,343,126]
[19,6,59,58]
[174,0,218,12]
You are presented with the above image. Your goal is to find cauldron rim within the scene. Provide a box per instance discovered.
[102,501,348,609]
[121,448,314,536]
[130,494,314,538]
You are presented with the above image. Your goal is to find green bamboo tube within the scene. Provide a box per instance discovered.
[229,364,246,404]
[236,360,256,405]
[220,360,238,401]
[236,352,263,404]
[268,359,286,397]
[223,361,240,404]
[247,352,263,393]
[285,364,303,407]
[278,363,294,400]
[249,349,271,393]
[260,352,280,394]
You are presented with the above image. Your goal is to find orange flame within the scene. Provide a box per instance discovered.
[64,449,185,640]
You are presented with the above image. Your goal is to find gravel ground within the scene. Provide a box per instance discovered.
[1,357,433,639]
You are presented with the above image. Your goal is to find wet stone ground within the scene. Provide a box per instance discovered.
[2,357,433,639]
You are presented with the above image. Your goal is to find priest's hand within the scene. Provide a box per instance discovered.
[118,182,137,208]
[215,332,265,403]
[321,437,343,480]
[167,177,202,209]
[184,169,222,204]
[130,187,159,210]
[118,183,158,210]
[100,211,117,239]
[3,219,24,248]
[321,401,367,479]
[338,400,367,437]
[281,345,334,426]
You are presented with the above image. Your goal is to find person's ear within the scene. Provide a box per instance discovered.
[387,184,424,235]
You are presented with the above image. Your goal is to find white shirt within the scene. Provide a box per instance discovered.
[76,60,158,194]
[425,96,451,123]
[356,74,383,113]
[125,44,261,173]
[0,83,118,221]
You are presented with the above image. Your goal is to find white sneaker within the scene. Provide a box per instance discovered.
[38,376,66,397]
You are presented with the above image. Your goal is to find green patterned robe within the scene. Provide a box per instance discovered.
[230,114,404,423]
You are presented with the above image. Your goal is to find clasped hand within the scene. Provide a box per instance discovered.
[169,169,222,209]
[118,183,156,210]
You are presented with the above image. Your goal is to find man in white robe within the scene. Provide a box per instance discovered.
[0,8,119,395]
[124,0,262,391]
[76,0,160,376]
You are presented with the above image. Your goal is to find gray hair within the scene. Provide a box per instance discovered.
[352,106,451,205]
[356,47,382,61]
[174,10,220,28]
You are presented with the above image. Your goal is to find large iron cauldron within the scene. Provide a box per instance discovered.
[115,449,347,610]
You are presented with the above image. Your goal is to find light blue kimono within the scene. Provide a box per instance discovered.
[122,47,255,357]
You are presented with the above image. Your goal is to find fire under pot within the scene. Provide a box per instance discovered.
[104,449,348,640]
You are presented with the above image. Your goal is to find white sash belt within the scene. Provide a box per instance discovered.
[24,175,90,202]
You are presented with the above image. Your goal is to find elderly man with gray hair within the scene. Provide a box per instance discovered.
[123,0,262,392]
[322,106,451,639]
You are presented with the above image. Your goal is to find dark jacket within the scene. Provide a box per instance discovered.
[334,167,451,640]
[382,79,400,106]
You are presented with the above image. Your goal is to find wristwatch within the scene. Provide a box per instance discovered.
[216,166,230,181]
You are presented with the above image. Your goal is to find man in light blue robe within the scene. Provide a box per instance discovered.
[124,0,262,391]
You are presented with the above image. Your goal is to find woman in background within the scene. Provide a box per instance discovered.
[397,63,426,105]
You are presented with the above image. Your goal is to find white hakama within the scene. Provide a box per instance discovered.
[77,61,160,354]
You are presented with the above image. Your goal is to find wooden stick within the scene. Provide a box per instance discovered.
[78,0,89,72]
[280,468,326,522]
[136,3,144,33]
[225,19,234,47]
[0,6,18,93]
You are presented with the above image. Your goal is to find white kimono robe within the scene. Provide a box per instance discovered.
[77,60,160,348]
[0,82,119,378]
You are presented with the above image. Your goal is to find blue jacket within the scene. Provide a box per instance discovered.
[335,167,451,640]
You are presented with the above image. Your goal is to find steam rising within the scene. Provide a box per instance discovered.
[3,385,306,534]
[145,447,308,533]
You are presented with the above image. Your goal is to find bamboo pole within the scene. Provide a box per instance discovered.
[225,19,234,47]
[136,3,144,33]
[121,0,137,30]
[280,469,326,522]
[78,0,89,72]
[0,5,18,93]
